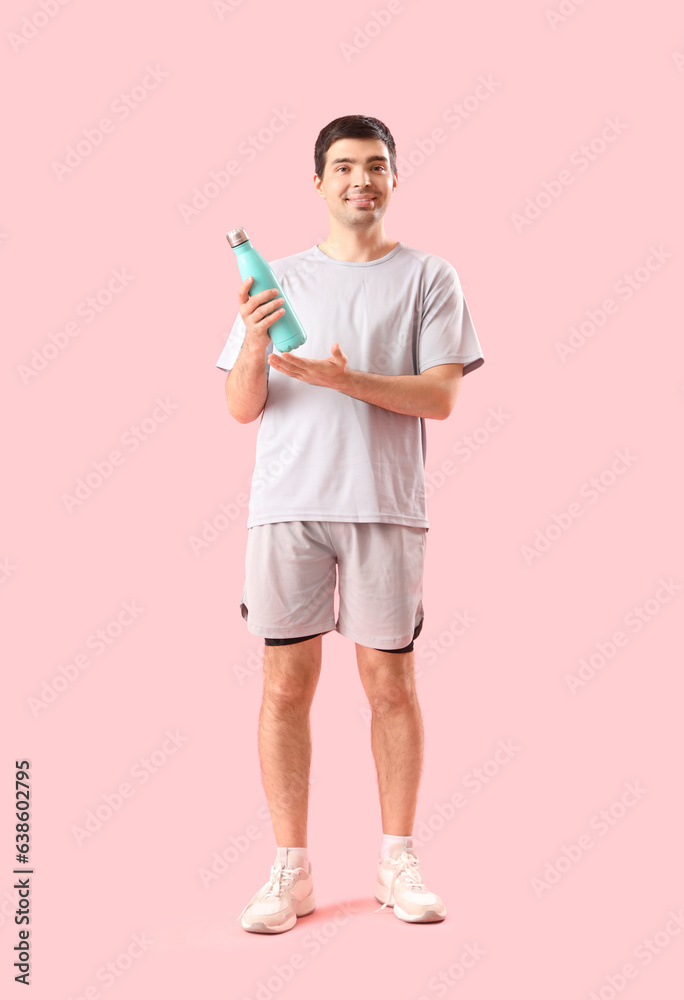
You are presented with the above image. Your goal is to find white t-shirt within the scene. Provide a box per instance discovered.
[216,242,484,529]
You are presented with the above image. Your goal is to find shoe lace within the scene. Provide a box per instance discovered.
[373,850,427,913]
[237,863,300,922]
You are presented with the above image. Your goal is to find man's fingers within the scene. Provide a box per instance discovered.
[237,275,254,303]
[270,354,317,378]
[271,356,305,371]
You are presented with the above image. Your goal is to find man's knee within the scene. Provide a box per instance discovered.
[363,659,417,713]
[369,686,417,715]
[263,638,322,705]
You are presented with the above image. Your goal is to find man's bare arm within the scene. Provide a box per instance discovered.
[224,276,284,424]
[267,343,464,420]
[225,341,269,424]
[343,363,463,420]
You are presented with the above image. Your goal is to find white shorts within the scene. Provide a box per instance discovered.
[240,520,427,650]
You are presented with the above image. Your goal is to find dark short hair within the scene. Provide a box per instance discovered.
[314,115,397,180]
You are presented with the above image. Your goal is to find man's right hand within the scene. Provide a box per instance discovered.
[238,276,285,350]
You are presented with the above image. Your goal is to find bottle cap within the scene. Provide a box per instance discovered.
[226,227,249,247]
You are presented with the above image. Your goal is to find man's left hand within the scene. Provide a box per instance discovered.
[268,342,350,391]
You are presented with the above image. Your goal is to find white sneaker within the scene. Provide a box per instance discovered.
[238,848,316,934]
[374,844,446,922]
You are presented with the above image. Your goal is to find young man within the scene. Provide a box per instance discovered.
[216,115,484,933]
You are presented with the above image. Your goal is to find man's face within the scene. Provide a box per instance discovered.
[314,137,398,229]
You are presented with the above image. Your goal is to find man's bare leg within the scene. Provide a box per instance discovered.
[258,635,323,846]
[355,644,424,835]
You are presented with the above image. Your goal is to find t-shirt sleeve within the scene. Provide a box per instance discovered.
[216,311,247,372]
[418,262,485,377]
[216,312,274,376]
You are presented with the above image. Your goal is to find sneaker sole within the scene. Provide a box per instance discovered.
[394,904,446,923]
[242,891,316,934]
[375,882,446,922]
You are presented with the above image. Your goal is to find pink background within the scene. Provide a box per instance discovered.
[3,1,683,997]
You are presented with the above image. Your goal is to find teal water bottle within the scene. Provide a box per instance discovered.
[226,227,307,353]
